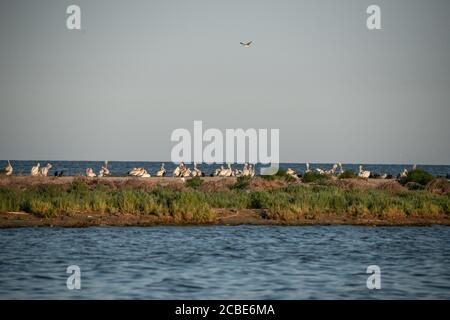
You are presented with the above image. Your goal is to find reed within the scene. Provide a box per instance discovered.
[0,180,448,222]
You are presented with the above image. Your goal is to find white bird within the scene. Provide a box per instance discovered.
[156,163,166,177]
[325,164,338,175]
[240,41,252,47]
[191,163,202,177]
[240,163,250,177]
[4,160,13,176]
[400,169,408,178]
[128,168,139,176]
[358,165,371,179]
[249,164,256,177]
[99,161,110,177]
[173,166,181,177]
[305,163,311,173]
[286,168,299,179]
[338,163,344,175]
[140,169,151,178]
[129,167,150,177]
[173,162,185,177]
[220,164,233,177]
[214,166,224,177]
[181,167,192,177]
[40,163,52,177]
[315,168,325,174]
[86,168,96,177]
[31,163,41,176]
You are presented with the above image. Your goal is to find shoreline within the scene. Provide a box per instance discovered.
[1,176,449,228]
[1,210,449,228]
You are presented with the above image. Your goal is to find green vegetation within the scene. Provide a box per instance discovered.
[0,182,214,223]
[185,176,203,189]
[0,179,449,222]
[302,171,330,183]
[338,170,356,179]
[399,169,435,187]
[231,176,252,190]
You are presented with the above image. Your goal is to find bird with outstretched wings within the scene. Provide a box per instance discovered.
[240,41,252,47]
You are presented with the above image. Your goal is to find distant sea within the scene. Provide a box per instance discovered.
[1,161,450,177]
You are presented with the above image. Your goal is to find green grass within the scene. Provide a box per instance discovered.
[302,171,331,183]
[231,176,252,190]
[185,176,203,189]
[0,180,448,222]
[399,169,435,186]
[338,170,357,179]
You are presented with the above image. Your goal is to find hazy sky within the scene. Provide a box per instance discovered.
[0,0,449,164]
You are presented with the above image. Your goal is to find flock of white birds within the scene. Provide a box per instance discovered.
[2,160,412,180]
[127,162,257,179]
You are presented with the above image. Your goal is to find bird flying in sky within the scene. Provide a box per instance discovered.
[240,41,252,47]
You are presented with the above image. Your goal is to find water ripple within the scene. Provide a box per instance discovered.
[0,225,449,299]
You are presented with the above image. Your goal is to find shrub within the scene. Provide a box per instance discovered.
[185,176,203,189]
[399,169,435,186]
[170,192,214,223]
[425,178,450,195]
[405,182,424,191]
[302,171,330,183]
[232,176,251,190]
[29,199,55,217]
[249,192,271,209]
[338,170,356,179]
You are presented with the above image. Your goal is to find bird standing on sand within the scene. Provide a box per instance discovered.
[315,167,325,174]
[305,163,311,173]
[358,165,371,179]
[40,163,52,177]
[191,163,202,177]
[324,164,338,175]
[214,166,224,177]
[240,41,252,47]
[173,162,185,177]
[99,161,110,177]
[249,164,256,177]
[31,163,40,176]
[241,163,250,177]
[338,163,344,175]
[128,167,150,178]
[156,163,166,177]
[4,161,13,176]
[286,168,299,179]
[181,166,191,177]
[220,164,233,177]
[86,168,96,177]
[139,169,151,178]
[400,169,408,178]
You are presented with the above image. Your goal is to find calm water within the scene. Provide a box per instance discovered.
[2,160,450,177]
[0,226,449,299]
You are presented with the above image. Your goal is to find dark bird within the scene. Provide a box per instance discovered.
[54,171,64,177]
